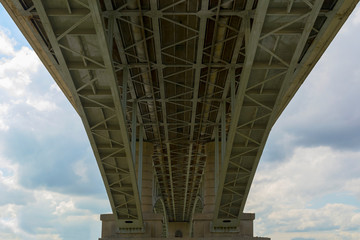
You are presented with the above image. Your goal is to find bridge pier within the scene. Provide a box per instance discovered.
[100,213,164,239]
[99,213,269,239]
[99,142,269,239]
[191,213,268,239]
[99,142,165,239]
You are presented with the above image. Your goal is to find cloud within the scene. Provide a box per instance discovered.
[0,27,61,134]
[0,23,111,240]
[54,200,76,216]
[0,27,106,196]
[26,98,58,112]
[271,231,360,240]
[267,203,360,232]
[0,103,10,131]
[344,178,360,199]
[72,159,89,183]
[16,190,105,239]
[0,192,104,240]
[246,10,360,236]
[0,27,15,56]
[0,45,40,96]
[274,64,360,151]
[50,83,62,92]
[0,180,32,206]
[1,130,105,196]
[0,150,109,240]
[351,6,360,26]
[247,146,360,209]
[246,146,360,239]
[264,6,360,153]
[249,11,360,239]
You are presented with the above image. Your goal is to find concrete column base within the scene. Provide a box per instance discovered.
[99,213,270,239]
[101,237,268,240]
[191,213,269,239]
[99,213,164,239]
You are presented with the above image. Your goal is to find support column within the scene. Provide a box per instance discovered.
[138,142,153,213]
[99,142,164,239]
[193,212,270,239]
[203,142,217,213]
[190,142,270,240]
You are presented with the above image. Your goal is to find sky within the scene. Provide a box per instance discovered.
[0,3,360,240]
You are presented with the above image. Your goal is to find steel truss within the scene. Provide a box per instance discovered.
[2,0,358,232]
[212,0,356,230]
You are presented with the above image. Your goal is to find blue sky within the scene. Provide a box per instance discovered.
[1,3,360,240]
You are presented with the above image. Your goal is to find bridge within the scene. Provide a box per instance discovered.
[1,0,358,239]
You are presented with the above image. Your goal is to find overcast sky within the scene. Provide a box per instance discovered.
[1,3,360,240]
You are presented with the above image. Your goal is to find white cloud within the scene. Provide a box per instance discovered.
[0,204,62,240]
[0,27,62,133]
[267,203,360,232]
[54,200,75,216]
[50,83,61,92]
[352,6,360,26]
[246,146,360,238]
[0,103,10,131]
[248,146,360,206]
[0,204,19,234]
[0,154,104,239]
[0,45,40,96]
[0,154,19,187]
[270,230,360,240]
[344,178,360,198]
[26,98,58,112]
[72,160,89,183]
[0,13,107,240]
[0,27,15,56]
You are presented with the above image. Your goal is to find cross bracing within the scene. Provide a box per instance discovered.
[2,0,358,232]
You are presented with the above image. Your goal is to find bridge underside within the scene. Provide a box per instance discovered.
[2,0,358,238]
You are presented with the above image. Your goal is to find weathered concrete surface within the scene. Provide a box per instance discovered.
[100,238,269,240]
[100,213,164,239]
[193,213,255,238]
[99,213,269,240]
